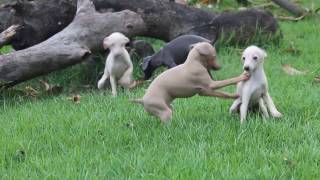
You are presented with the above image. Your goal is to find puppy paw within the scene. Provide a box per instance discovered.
[272,111,283,118]
[241,72,250,81]
[229,109,235,115]
[97,81,104,89]
[111,90,117,97]
[230,94,240,99]
[240,118,246,124]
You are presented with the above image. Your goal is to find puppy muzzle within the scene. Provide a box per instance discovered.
[243,66,250,72]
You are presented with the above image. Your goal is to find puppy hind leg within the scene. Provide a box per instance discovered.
[159,109,173,123]
[145,104,172,123]
[258,98,269,120]
[97,71,110,89]
[263,92,282,118]
[118,68,135,89]
[151,105,173,123]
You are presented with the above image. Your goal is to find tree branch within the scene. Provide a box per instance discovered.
[0,24,21,47]
[0,0,146,86]
[271,0,306,17]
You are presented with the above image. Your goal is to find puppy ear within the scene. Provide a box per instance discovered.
[195,44,213,56]
[141,56,152,71]
[124,37,130,44]
[103,37,109,49]
[260,48,267,59]
[211,38,218,46]
[189,44,196,51]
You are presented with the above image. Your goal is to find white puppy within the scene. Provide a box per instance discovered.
[230,45,282,123]
[97,32,136,96]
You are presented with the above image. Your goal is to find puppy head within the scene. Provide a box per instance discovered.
[189,42,221,70]
[141,56,154,79]
[141,53,162,80]
[141,56,152,71]
[242,45,267,73]
[103,32,130,50]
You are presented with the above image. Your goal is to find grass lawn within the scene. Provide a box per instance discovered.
[0,1,320,179]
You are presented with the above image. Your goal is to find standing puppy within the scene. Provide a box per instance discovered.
[98,32,136,96]
[229,46,282,123]
[133,42,249,122]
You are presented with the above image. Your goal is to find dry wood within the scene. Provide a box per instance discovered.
[0,24,20,47]
[271,0,306,17]
[0,0,280,87]
[0,0,146,87]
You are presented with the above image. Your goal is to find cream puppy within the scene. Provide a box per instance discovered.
[230,45,282,123]
[97,32,136,96]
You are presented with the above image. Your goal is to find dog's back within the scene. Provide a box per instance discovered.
[164,35,212,64]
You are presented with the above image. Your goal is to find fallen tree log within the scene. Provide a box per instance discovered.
[0,0,280,50]
[0,0,280,87]
[0,0,146,87]
[0,24,20,47]
[97,0,279,43]
[271,0,306,17]
[0,0,76,50]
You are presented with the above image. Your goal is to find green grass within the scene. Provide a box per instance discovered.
[1,1,320,179]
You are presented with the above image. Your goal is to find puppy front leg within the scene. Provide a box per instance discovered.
[110,75,117,97]
[240,92,250,124]
[263,92,282,118]
[209,73,249,90]
[199,89,239,99]
[230,99,241,114]
[258,98,269,119]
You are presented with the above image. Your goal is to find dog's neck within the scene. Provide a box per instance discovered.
[251,64,265,79]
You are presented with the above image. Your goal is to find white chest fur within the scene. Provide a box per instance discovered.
[238,72,267,107]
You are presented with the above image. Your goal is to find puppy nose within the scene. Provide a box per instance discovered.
[244,66,250,71]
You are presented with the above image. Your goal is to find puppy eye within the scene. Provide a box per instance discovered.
[253,56,258,61]
[242,57,245,61]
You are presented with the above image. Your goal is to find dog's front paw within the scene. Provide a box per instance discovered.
[240,72,250,81]
[230,94,240,99]
[272,111,283,118]
[229,108,236,115]
[97,80,104,89]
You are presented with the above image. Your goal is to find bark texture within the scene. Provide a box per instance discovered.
[0,0,146,86]
[0,0,280,50]
[271,0,305,17]
[0,0,281,86]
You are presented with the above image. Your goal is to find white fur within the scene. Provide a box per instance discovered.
[229,45,282,123]
[97,32,135,96]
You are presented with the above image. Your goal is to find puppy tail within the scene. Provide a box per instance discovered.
[130,98,144,105]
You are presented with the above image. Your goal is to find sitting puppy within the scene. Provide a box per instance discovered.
[133,42,249,122]
[142,35,216,79]
[229,46,282,123]
[97,32,137,96]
